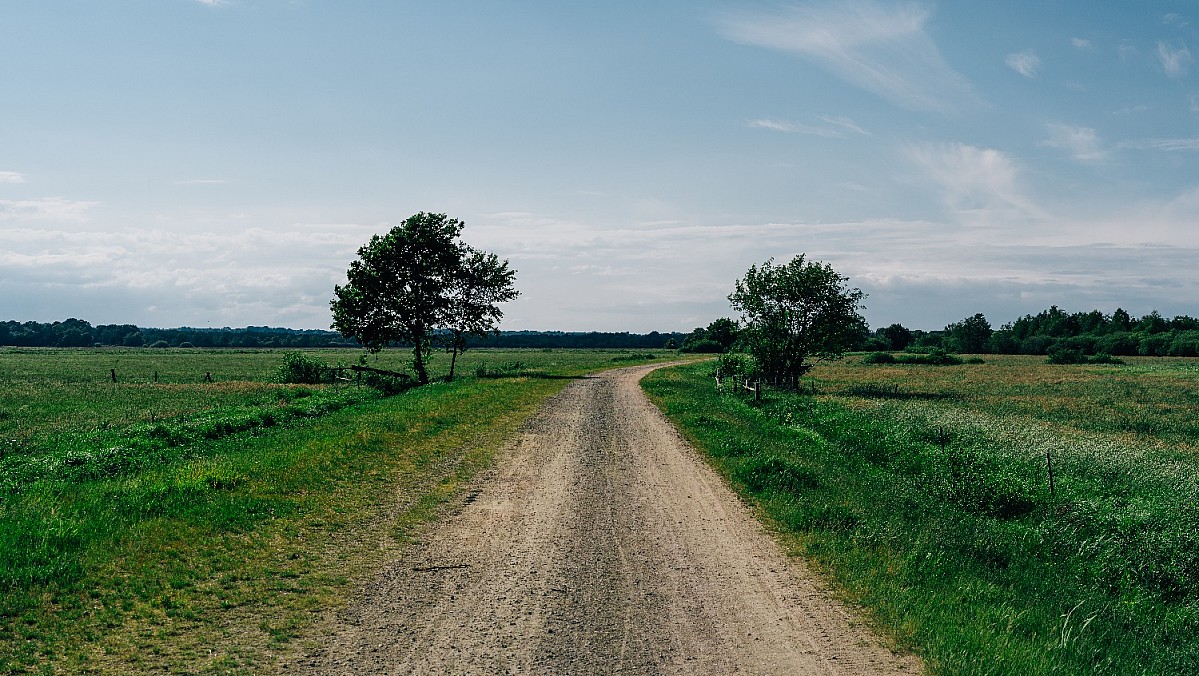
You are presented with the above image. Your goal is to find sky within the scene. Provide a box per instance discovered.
[3,1,1199,332]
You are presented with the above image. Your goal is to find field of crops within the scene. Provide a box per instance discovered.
[0,346,671,671]
[643,354,1199,675]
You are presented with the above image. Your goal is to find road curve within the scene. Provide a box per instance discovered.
[287,363,920,674]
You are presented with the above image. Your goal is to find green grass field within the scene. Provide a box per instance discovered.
[0,347,674,672]
[642,354,1199,675]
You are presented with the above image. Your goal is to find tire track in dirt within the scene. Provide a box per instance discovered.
[285,364,921,674]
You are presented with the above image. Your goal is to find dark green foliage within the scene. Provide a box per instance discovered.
[361,371,415,395]
[609,352,657,362]
[944,313,992,353]
[680,318,740,353]
[276,351,331,384]
[882,323,914,350]
[1047,347,1125,365]
[442,249,520,381]
[331,213,467,384]
[679,336,722,353]
[729,255,866,388]
[330,213,519,384]
[872,348,962,366]
[899,349,963,365]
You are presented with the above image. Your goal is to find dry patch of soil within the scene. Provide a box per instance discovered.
[284,364,920,674]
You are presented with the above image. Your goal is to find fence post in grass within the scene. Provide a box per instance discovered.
[153,370,158,383]
[110,368,117,383]
[755,379,761,402]
[1046,450,1056,502]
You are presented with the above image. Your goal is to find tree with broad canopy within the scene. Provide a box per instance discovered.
[330,212,517,384]
[729,255,866,389]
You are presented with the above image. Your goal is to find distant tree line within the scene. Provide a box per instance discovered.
[863,306,1199,357]
[0,319,687,351]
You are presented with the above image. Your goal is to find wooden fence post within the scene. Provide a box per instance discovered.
[110,369,117,384]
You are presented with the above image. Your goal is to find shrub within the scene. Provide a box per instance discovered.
[862,352,897,364]
[897,349,962,366]
[362,371,415,395]
[680,338,722,354]
[149,340,170,348]
[1047,346,1086,364]
[1047,348,1125,365]
[714,352,756,380]
[276,352,330,384]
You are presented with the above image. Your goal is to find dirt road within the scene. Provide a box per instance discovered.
[289,364,920,674]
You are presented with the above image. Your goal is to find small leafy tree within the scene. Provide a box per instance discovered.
[729,255,866,389]
[331,213,467,385]
[882,323,913,351]
[944,313,992,354]
[442,248,519,382]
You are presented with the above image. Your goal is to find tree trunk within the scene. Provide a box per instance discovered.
[412,340,429,384]
[447,336,461,383]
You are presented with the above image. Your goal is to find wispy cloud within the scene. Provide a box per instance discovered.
[1157,41,1193,78]
[818,115,871,135]
[907,142,1046,221]
[1163,13,1190,28]
[747,115,870,138]
[1039,124,1106,163]
[1114,104,1149,116]
[1071,37,1093,49]
[0,171,26,184]
[192,0,231,6]
[715,1,980,113]
[0,197,98,223]
[1005,49,1041,77]
[1120,137,1199,152]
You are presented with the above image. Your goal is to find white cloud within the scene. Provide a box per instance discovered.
[1071,38,1093,49]
[1005,49,1041,77]
[1114,104,1149,116]
[1039,124,1106,163]
[192,0,230,6]
[906,142,1046,221]
[746,116,869,138]
[1163,13,1190,28]
[0,197,99,223]
[0,171,26,184]
[1157,41,1193,78]
[1120,137,1199,152]
[817,115,871,135]
[715,1,980,113]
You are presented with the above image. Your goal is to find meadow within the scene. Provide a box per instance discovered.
[0,346,672,672]
[642,354,1199,674]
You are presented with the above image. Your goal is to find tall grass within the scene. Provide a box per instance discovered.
[643,356,1199,674]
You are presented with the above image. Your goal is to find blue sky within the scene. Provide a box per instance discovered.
[3,1,1199,332]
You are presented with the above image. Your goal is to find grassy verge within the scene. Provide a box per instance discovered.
[1,349,673,672]
[643,357,1199,675]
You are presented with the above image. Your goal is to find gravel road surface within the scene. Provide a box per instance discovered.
[287,364,920,674]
